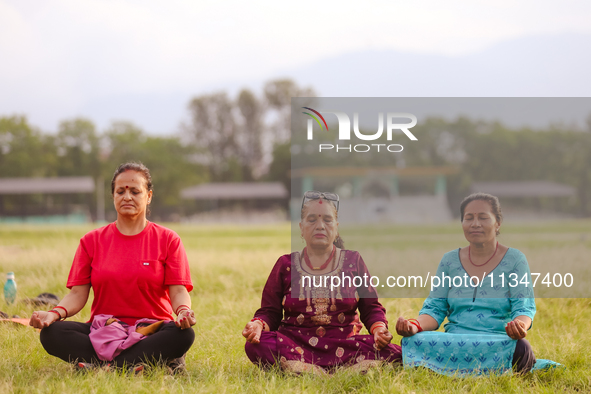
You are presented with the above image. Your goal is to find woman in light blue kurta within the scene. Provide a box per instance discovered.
[396,193,543,375]
[421,248,535,335]
[409,248,536,375]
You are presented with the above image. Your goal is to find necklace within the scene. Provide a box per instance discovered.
[469,241,498,267]
[303,245,336,271]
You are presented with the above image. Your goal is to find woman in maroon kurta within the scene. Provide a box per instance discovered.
[242,191,401,374]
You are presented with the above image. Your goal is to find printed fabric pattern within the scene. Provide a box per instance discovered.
[402,332,516,376]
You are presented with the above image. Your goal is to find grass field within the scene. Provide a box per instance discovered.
[0,221,590,393]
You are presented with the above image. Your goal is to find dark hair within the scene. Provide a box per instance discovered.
[301,198,345,249]
[460,192,503,235]
[111,162,153,215]
[333,234,345,249]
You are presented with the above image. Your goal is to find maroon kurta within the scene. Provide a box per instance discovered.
[245,250,401,371]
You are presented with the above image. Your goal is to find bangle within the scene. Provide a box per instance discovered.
[250,317,266,330]
[407,318,423,332]
[370,322,387,335]
[54,306,68,319]
[175,304,191,315]
[176,308,190,316]
[48,310,64,321]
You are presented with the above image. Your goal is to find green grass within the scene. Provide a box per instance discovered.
[0,221,590,393]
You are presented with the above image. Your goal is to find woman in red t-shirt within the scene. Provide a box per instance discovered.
[29,162,196,372]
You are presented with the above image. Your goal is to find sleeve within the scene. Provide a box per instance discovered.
[355,252,388,330]
[164,233,193,292]
[508,252,536,324]
[418,255,451,326]
[253,255,287,331]
[66,238,93,289]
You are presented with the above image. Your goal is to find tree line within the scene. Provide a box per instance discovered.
[291,114,591,217]
[1,83,591,219]
[0,79,313,220]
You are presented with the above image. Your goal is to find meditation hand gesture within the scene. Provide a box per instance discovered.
[373,326,393,350]
[175,309,196,330]
[29,311,59,329]
[505,319,527,340]
[242,320,263,344]
[395,317,419,337]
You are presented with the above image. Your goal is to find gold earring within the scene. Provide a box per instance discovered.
[300,234,304,243]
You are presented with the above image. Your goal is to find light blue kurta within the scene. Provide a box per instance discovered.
[402,248,536,375]
[421,248,536,334]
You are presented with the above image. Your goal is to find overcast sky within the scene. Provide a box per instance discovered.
[1,0,590,133]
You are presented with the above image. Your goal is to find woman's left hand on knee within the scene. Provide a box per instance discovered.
[505,319,527,340]
[175,309,196,330]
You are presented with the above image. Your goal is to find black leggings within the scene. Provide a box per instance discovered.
[512,338,536,373]
[40,321,194,368]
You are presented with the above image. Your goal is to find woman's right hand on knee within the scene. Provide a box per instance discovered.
[29,311,59,329]
[242,321,263,344]
[395,317,419,337]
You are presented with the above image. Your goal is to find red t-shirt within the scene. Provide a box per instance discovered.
[67,221,193,325]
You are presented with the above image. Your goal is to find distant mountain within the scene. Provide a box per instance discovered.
[78,33,591,134]
[283,33,591,97]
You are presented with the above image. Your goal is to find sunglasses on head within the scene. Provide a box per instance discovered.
[301,191,340,212]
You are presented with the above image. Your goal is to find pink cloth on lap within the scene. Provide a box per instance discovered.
[89,314,170,361]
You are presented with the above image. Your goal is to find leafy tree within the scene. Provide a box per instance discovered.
[0,116,48,177]
[236,88,264,180]
[184,79,315,182]
[184,92,238,181]
[104,121,146,163]
[264,79,316,143]
[54,118,101,178]
[267,142,291,196]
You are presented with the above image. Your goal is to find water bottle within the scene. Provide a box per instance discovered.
[4,272,17,304]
